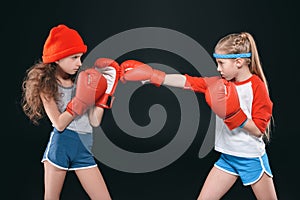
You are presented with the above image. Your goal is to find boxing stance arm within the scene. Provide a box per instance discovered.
[88,106,105,127]
[134,75,263,136]
[40,93,75,132]
[41,94,107,130]
[240,85,272,137]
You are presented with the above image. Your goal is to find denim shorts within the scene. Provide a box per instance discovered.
[41,128,97,170]
[214,153,273,185]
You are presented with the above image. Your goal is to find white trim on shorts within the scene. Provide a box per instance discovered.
[244,156,273,186]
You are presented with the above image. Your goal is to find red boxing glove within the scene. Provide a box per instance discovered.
[93,58,120,109]
[66,68,107,116]
[204,77,247,130]
[120,60,166,87]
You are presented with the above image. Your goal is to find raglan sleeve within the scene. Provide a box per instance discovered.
[183,74,208,93]
[251,81,273,133]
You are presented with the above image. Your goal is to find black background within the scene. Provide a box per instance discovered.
[3,0,298,199]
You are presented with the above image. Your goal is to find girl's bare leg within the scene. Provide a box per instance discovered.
[197,166,238,200]
[251,173,278,200]
[44,161,67,200]
[75,166,112,200]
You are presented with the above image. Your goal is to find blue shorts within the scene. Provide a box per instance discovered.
[214,153,273,185]
[41,128,97,170]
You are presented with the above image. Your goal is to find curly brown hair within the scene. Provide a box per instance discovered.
[21,60,69,125]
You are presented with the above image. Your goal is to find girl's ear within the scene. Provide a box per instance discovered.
[235,58,243,68]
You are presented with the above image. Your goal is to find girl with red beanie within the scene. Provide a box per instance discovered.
[22,24,112,200]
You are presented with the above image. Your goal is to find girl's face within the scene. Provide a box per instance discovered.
[215,58,238,81]
[214,51,240,81]
[56,53,83,75]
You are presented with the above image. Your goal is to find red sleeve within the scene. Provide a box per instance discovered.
[183,74,207,93]
[251,77,273,133]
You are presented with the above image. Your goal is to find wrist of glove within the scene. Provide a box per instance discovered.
[66,97,89,116]
[95,94,115,109]
[150,69,166,87]
[224,109,248,130]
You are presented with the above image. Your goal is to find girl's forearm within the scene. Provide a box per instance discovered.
[242,119,264,137]
[162,74,186,88]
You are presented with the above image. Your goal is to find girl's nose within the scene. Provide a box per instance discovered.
[77,59,82,66]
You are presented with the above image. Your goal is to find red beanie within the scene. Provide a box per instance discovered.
[42,24,87,63]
